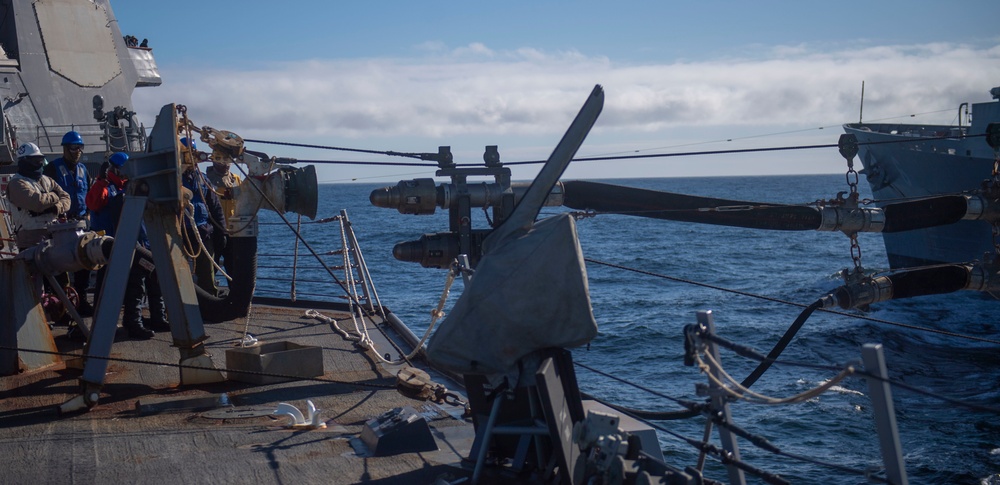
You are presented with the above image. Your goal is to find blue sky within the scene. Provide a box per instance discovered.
[112,1,1000,183]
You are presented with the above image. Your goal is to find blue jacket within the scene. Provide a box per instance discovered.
[44,157,91,219]
[182,169,224,238]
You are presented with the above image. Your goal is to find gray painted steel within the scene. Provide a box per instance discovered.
[843,91,1000,267]
[862,344,909,485]
[0,0,159,165]
[1,303,474,484]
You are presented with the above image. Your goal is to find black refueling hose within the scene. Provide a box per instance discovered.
[887,265,971,298]
[831,265,972,309]
[882,196,969,233]
[563,180,978,235]
[133,237,258,322]
[740,299,823,389]
[193,236,257,322]
[562,180,821,231]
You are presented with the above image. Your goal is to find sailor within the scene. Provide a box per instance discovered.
[86,152,161,339]
[180,138,226,297]
[205,159,240,214]
[6,143,70,250]
[6,143,75,332]
[43,131,95,316]
[204,159,240,268]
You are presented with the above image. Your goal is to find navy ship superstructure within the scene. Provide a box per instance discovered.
[843,87,1000,268]
[1,2,992,483]
[0,0,158,165]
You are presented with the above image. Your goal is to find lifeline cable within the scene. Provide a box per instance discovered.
[702,331,1000,415]
[703,413,893,484]
[578,358,893,484]
[852,367,1000,416]
[583,256,1000,346]
[574,361,699,410]
[0,345,394,390]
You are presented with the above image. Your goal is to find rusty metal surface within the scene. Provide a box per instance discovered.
[0,259,60,374]
[0,301,474,484]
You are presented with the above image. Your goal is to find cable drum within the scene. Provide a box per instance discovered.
[396,366,435,400]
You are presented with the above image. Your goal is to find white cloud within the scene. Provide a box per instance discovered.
[452,42,494,57]
[134,42,1000,179]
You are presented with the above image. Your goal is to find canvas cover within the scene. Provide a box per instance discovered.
[426,213,597,376]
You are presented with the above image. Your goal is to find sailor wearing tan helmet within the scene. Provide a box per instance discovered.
[5,142,70,250]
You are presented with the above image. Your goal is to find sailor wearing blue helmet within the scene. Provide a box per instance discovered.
[44,130,95,316]
[180,136,225,297]
[86,151,163,339]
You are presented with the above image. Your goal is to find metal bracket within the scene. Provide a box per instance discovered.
[861,344,909,485]
[696,311,746,485]
[275,400,325,429]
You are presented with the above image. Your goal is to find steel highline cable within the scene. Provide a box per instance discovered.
[245,133,987,167]
[583,257,1000,346]
[243,139,430,160]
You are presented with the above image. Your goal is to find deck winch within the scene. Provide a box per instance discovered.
[1,221,113,375]
[57,103,319,412]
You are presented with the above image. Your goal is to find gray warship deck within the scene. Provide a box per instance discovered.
[0,300,478,484]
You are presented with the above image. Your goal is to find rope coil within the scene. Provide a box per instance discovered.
[304,260,458,365]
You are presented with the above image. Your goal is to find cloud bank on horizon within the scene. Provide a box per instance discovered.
[133,41,1000,181]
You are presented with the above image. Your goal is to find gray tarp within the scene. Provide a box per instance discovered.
[426,213,597,376]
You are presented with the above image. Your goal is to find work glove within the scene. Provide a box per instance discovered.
[198,224,213,241]
[212,230,228,253]
[28,206,58,216]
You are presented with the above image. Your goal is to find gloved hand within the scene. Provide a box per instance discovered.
[28,206,58,216]
[212,230,228,253]
[198,224,213,242]
[98,161,110,179]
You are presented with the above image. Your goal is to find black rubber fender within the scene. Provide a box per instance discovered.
[133,236,257,323]
[194,236,257,322]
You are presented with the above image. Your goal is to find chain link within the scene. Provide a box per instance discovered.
[845,166,859,200]
[176,105,198,168]
[839,134,864,272]
[993,224,1000,257]
[992,147,1000,256]
[992,147,999,181]
[850,234,863,272]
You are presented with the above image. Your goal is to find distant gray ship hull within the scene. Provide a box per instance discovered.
[843,90,1000,269]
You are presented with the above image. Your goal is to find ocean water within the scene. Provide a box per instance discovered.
[254,174,999,484]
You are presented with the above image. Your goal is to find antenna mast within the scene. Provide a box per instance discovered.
[859,80,865,125]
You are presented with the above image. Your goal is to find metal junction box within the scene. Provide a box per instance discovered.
[225,341,323,384]
[360,406,438,456]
